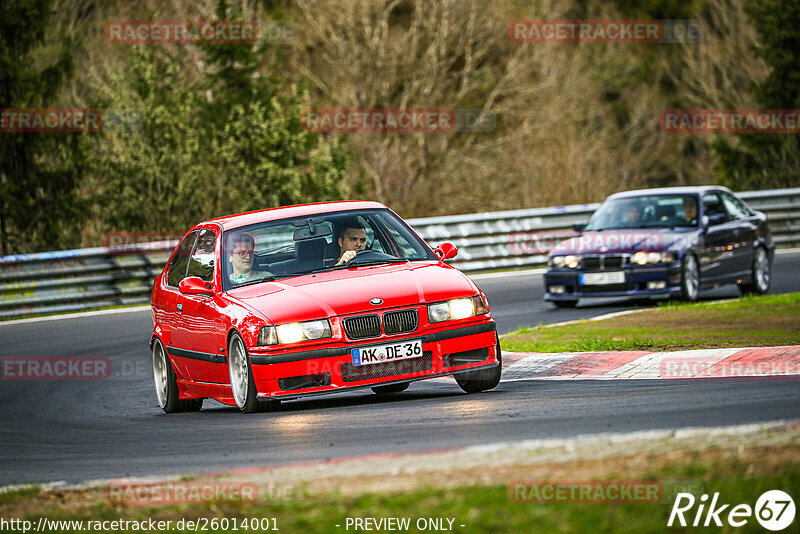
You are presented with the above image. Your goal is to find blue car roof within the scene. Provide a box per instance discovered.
[607,186,731,200]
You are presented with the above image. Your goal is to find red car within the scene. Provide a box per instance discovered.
[150,201,501,413]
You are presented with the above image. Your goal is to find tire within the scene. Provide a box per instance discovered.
[152,338,203,413]
[738,246,771,296]
[680,253,700,302]
[553,300,578,309]
[371,382,410,394]
[455,342,502,393]
[228,332,279,414]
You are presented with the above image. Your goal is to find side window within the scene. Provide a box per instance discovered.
[721,192,751,220]
[187,229,216,282]
[167,231,198,287]
[702,193,726,218]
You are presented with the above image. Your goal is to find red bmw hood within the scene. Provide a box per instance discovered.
[226,261,478,324]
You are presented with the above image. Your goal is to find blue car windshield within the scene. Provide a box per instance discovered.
[585,194,699,231]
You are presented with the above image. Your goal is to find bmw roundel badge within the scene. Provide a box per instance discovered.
[370,298,383,305]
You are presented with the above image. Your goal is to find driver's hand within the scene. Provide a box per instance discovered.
[336,250,357,266]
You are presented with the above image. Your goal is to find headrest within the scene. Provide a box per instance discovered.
[295,237,327,260]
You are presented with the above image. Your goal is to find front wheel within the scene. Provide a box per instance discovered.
[228,332,279,414]
[680,253,700,302]
[455,343,502,393]
[739,246,771,295]
[152,338,203,413]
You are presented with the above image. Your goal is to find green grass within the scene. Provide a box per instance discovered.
[503,292,800,353]
[0,486,40,504]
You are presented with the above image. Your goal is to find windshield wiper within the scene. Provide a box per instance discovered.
[229,274,276,288]
[328,258,410,270]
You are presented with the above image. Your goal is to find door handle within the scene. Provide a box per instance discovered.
[177,303,183,311]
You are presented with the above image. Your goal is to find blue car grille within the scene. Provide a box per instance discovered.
[582,254,625,270]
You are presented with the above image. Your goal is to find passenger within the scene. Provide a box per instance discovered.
[335,222,368,265]
[228,232,272,284]
[683,197,698,224]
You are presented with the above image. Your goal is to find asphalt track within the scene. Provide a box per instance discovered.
[1,252,799,485]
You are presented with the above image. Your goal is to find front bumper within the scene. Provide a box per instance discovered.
[544,263,682,300]
[248,320,498,399]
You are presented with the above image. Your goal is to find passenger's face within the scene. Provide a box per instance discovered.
[230,242,255,273]
[339,228,367,253]
[684,199,697,220]
[625,206,641,221]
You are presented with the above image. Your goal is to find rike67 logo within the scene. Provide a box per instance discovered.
[668,490,795,531]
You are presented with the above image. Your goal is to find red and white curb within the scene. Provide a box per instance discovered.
[500,345,800,380]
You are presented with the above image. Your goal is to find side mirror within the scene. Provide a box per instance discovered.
[178,276,214,296]
[572,223,586,233]
[434,242,458,261]
[703,213,727,227]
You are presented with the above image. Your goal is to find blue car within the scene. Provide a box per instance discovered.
[544,186,774,308]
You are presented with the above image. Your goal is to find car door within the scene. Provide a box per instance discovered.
[699,192,737,283]
[161,230,199,380]
[720,191,757,279]
[175,228,229,384]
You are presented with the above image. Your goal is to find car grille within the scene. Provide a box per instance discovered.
[278,373,331,391]
[580,283,628,293]
[343,314,381,339]
[340,352,433,382]
[582,254,625,270]
[382,309,418,335]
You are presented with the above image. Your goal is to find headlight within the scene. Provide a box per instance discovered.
[564,255,581,268]
[549,256,566,268]
[257,319,332,346]
[548,255,580,268]
[632,251,675,266]
[427,296,488,323]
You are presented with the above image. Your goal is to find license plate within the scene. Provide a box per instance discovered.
[580,271,625,285]
[352,339,423,366]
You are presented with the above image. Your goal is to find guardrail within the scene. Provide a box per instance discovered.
[2,188,799,319]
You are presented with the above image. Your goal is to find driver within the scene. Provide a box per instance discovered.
[335,222,367,265]
[228,232,272,284]
[622,202,643,226]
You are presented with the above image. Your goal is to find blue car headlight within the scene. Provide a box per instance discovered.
[548,255,581,268]
[632,251,674,265]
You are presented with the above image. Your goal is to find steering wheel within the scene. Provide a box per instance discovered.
[344,249,393,263]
